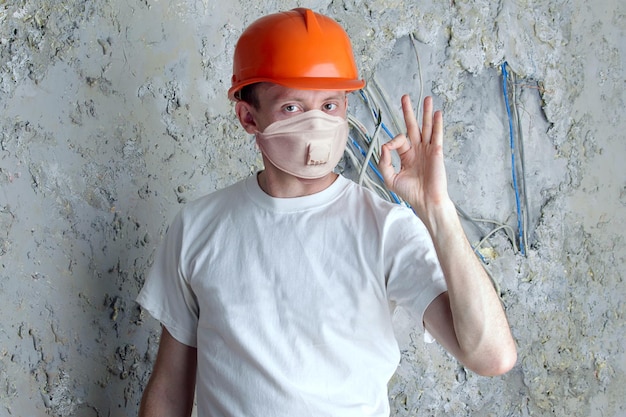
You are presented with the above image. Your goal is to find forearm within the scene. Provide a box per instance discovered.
[139,327,197,417]
[420,198,517,374]
[139,378,195,417]
[378,94,516,374]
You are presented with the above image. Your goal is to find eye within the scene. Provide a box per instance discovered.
[283,104,300,113]
[323,102,338,112]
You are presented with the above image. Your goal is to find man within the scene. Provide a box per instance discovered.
[137,8,517,417]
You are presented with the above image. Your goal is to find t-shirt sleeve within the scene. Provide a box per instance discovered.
[384,207,447,337]
[136,211,199,347]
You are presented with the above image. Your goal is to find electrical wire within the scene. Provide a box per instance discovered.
[359,88,395,140]
[370,78,404,135]
[409,33,425,122]
[346,115,402,203]
[456,205,519,253]
[358,107,383,187]
[347,32,430,208]
[510,73,531,253]
[501,62,527,256]
[345,39,528,272]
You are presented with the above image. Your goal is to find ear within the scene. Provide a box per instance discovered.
[235,101,258,134]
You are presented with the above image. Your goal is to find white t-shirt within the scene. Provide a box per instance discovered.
[137,174,447,417]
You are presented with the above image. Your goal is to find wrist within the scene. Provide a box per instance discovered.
[417,198,459,238]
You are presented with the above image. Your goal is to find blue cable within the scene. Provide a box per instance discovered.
[501,62,526,256]
[349,136,402,205]
[474,247,488,264]
[359,90,395,140]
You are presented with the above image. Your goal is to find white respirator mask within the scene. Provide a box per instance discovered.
[255,110,349,180]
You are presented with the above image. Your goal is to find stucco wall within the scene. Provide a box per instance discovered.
[0,0,624,416]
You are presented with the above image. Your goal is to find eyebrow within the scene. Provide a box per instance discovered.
[324,91,346,100]
[320,92,347,100]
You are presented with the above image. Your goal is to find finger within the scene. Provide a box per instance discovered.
[422,96,434,143]
[401,95,420,145]
[432,109,444,148]
[384,132,412,154]
[378,143,396,187]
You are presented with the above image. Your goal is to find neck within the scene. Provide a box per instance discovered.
[257,169,338,198]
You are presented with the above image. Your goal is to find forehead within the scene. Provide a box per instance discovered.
[257,83,346,103]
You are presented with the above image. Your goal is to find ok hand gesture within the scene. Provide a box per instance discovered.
[378,95,452,220]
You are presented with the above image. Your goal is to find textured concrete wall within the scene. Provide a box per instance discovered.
[0,0,624,416]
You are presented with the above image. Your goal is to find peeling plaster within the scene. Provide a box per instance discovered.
[1,0,624,416]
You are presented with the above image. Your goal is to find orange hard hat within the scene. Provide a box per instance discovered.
[228,8,365,100]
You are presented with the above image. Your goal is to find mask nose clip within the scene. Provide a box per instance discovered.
[306,142,331,165]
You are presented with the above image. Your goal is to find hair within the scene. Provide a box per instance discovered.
[237,83,261,109]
